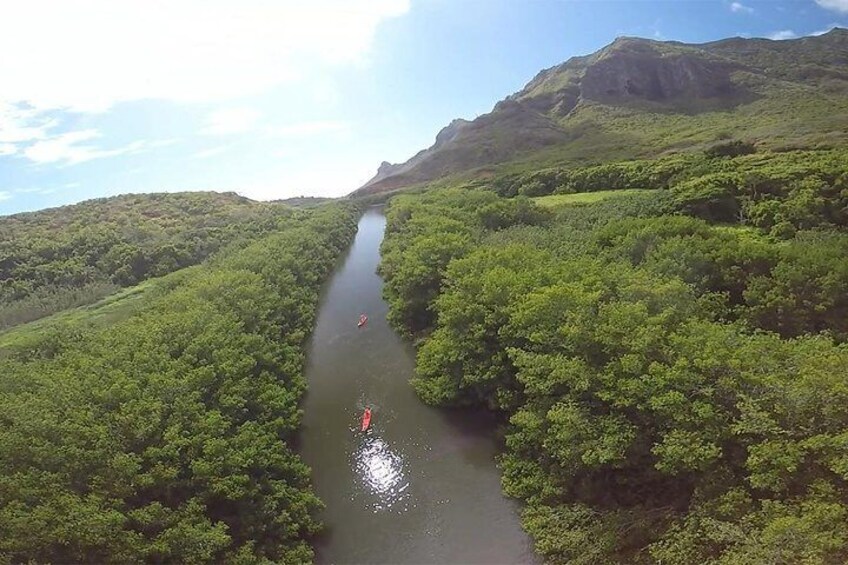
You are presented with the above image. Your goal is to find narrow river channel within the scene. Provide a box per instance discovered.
[300,207,537,564]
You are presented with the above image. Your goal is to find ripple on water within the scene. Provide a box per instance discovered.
[353,435,411,512]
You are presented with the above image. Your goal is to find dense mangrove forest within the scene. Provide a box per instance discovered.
[0,204,358,562]
[379,147,848,563]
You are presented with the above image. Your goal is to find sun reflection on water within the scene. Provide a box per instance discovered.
[354,435,410,512]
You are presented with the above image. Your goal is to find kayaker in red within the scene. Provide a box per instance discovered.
[358,313,368,328]
[361,407,372,432]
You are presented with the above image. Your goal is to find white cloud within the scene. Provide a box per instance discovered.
[0,191,11,202]
[730,2,754,14]
[768,30,798,40]
[267,120,350,138]
[20,129,176,166]
[0,102,55,144]
[202,108,261,136]
[816,0,848,14]
[23,129,148,165]
[1,99,179,165]
[0,0,410,113]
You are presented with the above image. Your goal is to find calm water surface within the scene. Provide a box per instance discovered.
[300,207,537,564]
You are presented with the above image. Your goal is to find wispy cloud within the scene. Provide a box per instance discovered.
[22,130,170,166]
[768,29,798,40]
[0,103,56,143]
[0,191,11,202]
[202,108,262,136]
[24,130,126,165]
[0,103,55,153]
[730,2,754,14]
[1,102,177,165]
[815,0,848,14]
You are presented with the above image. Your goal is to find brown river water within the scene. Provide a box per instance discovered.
[299,207,537,564]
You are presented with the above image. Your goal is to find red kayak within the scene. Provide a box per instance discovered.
[357,314,368,328]
[361,408,372,432]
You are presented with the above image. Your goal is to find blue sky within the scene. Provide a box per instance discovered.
[1,0,846,214]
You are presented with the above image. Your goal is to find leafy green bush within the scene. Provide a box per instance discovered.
[671,173,741,222]
[704,140,756,159]
[476,196,552,231]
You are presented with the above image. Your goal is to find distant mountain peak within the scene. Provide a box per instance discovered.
[434,118,471,147]
[359,118,474,189]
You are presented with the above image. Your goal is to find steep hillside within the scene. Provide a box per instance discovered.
[356,28,848,195]
[0,191,292,329]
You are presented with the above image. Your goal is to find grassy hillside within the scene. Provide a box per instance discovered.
[533,189,654,208]
[356,28,848,195]
[0,268,197,356]
[0,191,294,330]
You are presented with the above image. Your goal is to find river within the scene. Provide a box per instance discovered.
[299,207,537,564]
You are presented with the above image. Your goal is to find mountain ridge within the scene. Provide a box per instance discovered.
[355,28,848,195]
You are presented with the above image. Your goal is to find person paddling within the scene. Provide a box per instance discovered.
[361,407,372,431]
[358,313,368,327]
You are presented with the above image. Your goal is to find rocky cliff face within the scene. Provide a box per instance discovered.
[359,118,472,188]
[433,118,470,147]
[581,50,736,102]
[366,160,403,186]
[354,28,848,196]
[510,39,737,107]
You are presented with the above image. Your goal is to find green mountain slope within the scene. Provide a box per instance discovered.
[0,191,293,330]
[355,28,848,195]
